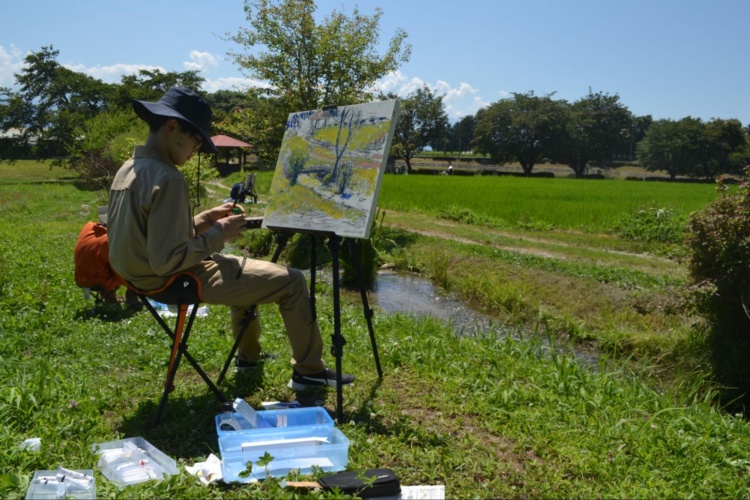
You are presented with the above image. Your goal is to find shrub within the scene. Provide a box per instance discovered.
[684,177,750,329]
[67,110,144,191]
[684,175,750,404]
[341,209,391,289]
[179,154,219,207]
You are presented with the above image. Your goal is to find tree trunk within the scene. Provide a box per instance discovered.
[405,157,413,174]
[520,161,534,176]
[572,163,585,178]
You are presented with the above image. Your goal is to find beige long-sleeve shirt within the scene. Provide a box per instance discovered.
[107,145,224,291]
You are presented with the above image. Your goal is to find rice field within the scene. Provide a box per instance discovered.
[378,175,721,232]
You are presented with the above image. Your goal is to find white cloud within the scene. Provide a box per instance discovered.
[183,50,219,73]
[471,95,490,113]
[66,62,165,83]
[373,70,425,97]
[201,76,270,93]
[375,71,492,120]
[436,80,476,100]
[0,44,26,88]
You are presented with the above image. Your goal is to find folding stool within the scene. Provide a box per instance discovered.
[134,272,229,427]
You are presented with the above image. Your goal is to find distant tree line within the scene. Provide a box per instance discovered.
[413,89,750,180]
[2,0,749,184]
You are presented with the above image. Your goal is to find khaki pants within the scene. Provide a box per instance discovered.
[192,254,325,375]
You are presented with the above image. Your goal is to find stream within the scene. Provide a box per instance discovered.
[367,270,600,367]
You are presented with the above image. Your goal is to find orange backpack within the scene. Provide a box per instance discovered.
[74,221,124,292]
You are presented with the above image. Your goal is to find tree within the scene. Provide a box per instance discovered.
[0,87,35,159]
[205,89,256,123]
[390,86,449,173]
[692,118,748,179]
[226,0,410,165]
[218,89,285,166]
[0,46,205,162]
[4,46,117,159]
[472,92,567,175]
[553,89,632,177]
[618,114,653,161]
[67,109,144,190]
[636,117,704,180]
[114,69,205,108]
[428,114,476,155]
[449,114,477,156]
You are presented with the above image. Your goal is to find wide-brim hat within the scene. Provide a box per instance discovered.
[132,86,219,155]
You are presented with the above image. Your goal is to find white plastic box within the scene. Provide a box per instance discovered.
[91,437,179,486]
[25,469,95,500]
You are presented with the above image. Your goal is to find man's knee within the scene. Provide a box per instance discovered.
[287,267,307,290]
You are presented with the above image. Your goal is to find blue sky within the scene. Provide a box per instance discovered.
[2,0,749,124]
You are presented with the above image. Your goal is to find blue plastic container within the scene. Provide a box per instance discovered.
[219,426,349,482]
[215,407,334,438]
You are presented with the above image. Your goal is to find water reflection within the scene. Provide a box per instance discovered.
[371,271,503,337]
[369,271,599,366]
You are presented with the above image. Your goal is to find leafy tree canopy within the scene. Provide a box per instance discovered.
[224,0,411,165]
[9,46,117,158]
[472,91,567,175]
[115,69,205,108]
[0,46,207,161]
[553,89,632,177]
[390,85,449,173]
[638,117,749,180]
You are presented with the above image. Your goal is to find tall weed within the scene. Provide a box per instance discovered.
[614,205,687,244]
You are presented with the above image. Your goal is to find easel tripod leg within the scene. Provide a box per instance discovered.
[347,239,383,379]
[327,235,345,424]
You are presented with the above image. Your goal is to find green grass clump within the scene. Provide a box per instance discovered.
[614,205,688,244]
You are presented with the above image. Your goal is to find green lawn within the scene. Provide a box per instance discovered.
[0,159,79,184]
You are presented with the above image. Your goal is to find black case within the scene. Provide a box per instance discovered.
[318,468,401,498]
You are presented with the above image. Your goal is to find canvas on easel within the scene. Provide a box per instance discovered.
[262,99,400,239]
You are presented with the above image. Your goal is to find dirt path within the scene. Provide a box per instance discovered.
[382,209,682,277]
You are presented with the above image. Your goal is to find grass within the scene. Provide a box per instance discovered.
[2,163,750,498]
[0,159,80,184]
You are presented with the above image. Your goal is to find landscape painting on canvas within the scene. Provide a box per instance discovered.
[262,99,400,239]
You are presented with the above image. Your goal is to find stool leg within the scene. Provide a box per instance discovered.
[217,306,257,385]
[152,305,188,427]
[165,304,188,392]
[151,305,228,427]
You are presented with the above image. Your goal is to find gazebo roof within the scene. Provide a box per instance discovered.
[210,134,251,148]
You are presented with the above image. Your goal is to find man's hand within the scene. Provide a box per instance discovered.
[207,202,245,224]
[214,214,247,242]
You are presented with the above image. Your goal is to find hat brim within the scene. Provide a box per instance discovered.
[132,99,219,155]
